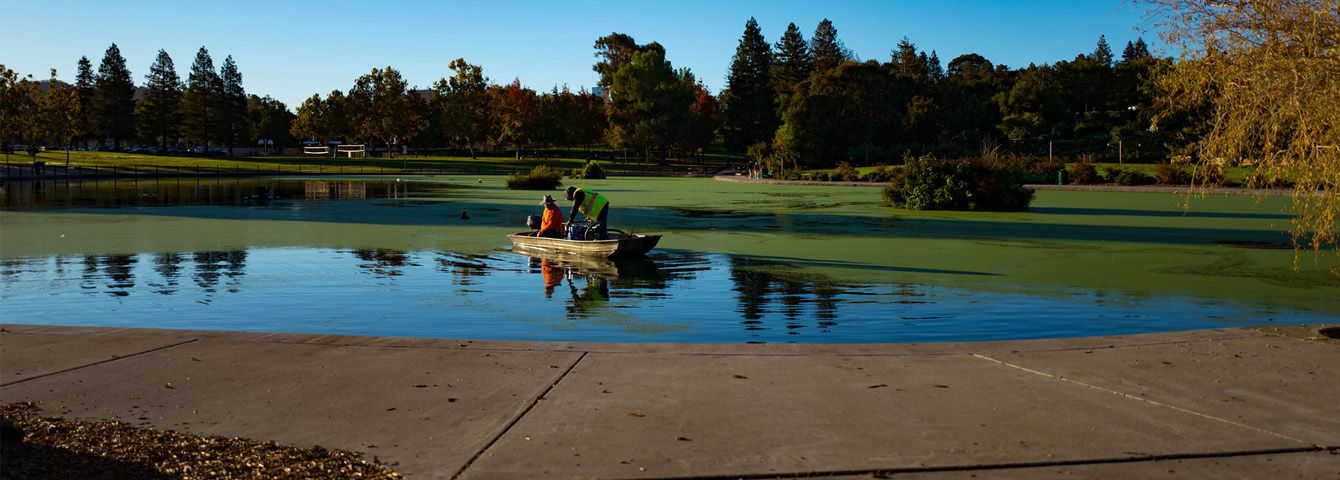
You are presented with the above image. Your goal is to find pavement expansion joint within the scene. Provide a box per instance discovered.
[969,353,1317,446]
[0,338,198,387]
[450,351,589,480]
[610,446,1332,480]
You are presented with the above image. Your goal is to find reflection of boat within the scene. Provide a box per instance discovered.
[508,232,661,258]
[519,248,663,279]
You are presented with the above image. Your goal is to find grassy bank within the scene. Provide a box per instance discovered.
[0,150,727,177]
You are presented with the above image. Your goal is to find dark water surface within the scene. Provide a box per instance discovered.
[1,247,1320,343]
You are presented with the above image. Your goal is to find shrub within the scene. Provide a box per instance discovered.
[1154,162,1191,185]
[1105,167,1154,186]
[1068,161,1099,185]
[863,164,895,183]
[506,165,564,190]
[833,162,859,182]
[570,160,606,180]
[882,156,1034,211]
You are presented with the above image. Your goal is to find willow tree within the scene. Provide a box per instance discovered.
[1148,0,1339,268]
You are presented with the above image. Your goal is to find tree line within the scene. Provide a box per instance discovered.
[5,24,1182,167]
[1,44,294,158]
[718,18,1178,171]
[288,33,722,162]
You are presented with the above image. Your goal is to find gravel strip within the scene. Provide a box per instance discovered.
[1,402,403,479]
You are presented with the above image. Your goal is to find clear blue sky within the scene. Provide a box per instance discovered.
[1,1,1163,110]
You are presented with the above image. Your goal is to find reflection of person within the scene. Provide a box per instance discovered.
[541,258,562,297]
[537,194,564,238]
[563,186,609,240]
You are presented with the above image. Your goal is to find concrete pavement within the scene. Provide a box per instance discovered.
[2,324,1337,479]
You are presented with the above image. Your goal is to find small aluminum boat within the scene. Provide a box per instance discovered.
[508,232,662,258]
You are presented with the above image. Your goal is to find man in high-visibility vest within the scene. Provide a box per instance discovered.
[564,186,610,240]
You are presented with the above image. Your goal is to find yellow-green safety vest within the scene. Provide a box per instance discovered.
[576,189,609,219]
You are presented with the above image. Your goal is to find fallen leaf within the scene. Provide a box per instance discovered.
[675,436,690,441]
[869,384,888,389]
[733,374,748,379]
[629,413,645,418]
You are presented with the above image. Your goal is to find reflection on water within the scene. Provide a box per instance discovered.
[2,247,1331,343]
[0,177,430,210]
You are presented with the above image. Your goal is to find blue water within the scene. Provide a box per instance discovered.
[0,247,1319,343]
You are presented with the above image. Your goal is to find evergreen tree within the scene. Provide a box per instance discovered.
[1121,37,1151,62]
[180,47,221,147]
[1092,35,1114,67]
[93,43,136,149]
[770,22,812,114]
[140,49,181,151]
[74,56,95,147]
[890,37,930,82]
[722,17,776,152]
[218,55,247,154]
[811,19,852,72]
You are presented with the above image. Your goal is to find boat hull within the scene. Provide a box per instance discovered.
[508,232,662,258]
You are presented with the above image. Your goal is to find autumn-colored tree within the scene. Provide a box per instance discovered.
[1147,0,1339,265]
[348,66,425,157]
[494,78,539,153]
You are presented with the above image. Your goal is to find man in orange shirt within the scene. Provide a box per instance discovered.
[537,194,565,238]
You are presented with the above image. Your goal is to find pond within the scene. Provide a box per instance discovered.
[2,176,1337,343]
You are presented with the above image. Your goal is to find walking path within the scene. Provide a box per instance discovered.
[2,324,1337,479]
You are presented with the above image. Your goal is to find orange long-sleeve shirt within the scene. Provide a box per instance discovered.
[538,204,564,237]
